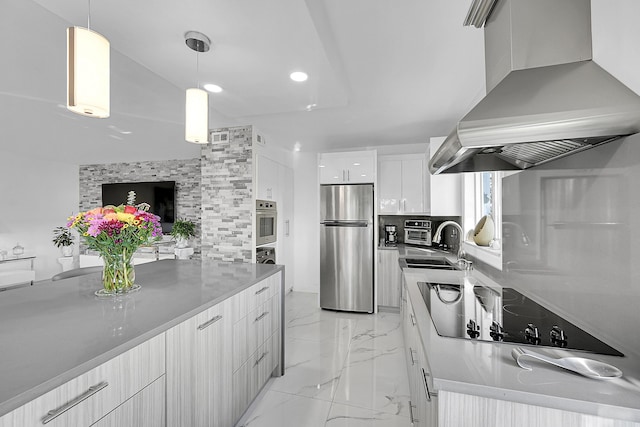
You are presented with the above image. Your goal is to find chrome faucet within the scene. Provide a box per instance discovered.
[432,221,465,260]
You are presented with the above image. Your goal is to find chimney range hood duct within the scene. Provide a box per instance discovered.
[430,0,640,174]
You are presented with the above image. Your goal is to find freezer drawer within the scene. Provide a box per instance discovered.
[320,223,373,313]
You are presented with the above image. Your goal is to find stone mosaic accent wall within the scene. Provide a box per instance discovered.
[78,159,202,255]
[200,125,253,262]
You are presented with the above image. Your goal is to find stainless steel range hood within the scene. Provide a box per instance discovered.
[430,0,640,174]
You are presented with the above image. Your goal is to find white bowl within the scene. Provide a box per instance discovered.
[473,215,495,246]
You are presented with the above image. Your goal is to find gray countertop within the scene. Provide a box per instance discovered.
[402,268,640,423]
[0,259,284,418]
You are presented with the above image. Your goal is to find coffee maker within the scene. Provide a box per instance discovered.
[384,225,398,246]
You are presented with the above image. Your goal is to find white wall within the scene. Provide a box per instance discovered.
[0,151,79,281]
[591,0,640,96]
[292,151,320,293]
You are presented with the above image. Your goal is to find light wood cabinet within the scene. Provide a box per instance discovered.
[378,155,426,214]
[377,249,401,308]
[231,273,282,423]
[402,280,438,427]
[319,151,376,184]
[91,376,165,427]
[166,298,233,427]
[0,334,165,427]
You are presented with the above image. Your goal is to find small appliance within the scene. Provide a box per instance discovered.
[256,200,277,246]
[384,225,398,246]
[404,220,431,246]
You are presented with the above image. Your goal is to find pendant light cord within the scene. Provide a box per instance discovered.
[87,0,92,30]
[196,50,200,89]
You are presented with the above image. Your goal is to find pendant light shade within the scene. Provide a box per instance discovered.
[67,26,110,118]
[185,88,209,143]
[184,31,211,144]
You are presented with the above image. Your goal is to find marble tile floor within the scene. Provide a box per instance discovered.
[237,291,412,427]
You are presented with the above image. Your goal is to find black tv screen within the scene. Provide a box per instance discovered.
[101,181,176,234]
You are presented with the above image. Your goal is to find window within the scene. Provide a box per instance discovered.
[462,171,503,270]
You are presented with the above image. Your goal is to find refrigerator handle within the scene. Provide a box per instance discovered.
[321,221,370,227]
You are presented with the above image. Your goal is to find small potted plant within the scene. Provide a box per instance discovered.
[171,219,196,249]
[52,226,75,257]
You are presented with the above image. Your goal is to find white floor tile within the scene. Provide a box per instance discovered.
[240,390,332,427]
[242,292,411,426]
[325,403,411,427]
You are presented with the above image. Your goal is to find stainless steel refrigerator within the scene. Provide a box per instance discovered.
[320,184,374,313]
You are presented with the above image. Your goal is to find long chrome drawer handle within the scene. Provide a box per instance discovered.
[408,401,416,424]
[253,351,268,367]
[42,381,109,424]
[410,313,416,326]
[197,315,223,330]
[255,286,269,295]
[421,368,438,401]
[254,311,269,322]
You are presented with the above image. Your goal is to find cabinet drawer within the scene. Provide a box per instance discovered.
[231,273,280,323]
[233,296,277,372]
[0,334,165,427]
[231,332,279,423]
[91,376,166,427]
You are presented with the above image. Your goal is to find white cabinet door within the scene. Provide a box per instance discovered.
[345,153,375,183]
[278,165,294,287]
[378,160,402,213]
[401,158,424,213]
[377,155,425,214]
[256,155,279,200]
[429,137,461,216]
[319,151,375,184]
[166,299,233,427]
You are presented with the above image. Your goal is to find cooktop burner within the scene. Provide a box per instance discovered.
[417,282,623,357]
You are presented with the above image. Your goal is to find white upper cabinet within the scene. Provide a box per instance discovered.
[428,137,461,216]
[378,154,425,214]
[256,155,279,201]
[319,151,376,184]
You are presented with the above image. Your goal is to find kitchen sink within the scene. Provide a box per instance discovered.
[402,257,461,270]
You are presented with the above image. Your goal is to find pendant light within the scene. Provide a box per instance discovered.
[67,0,110,118]
[184,31,211,144]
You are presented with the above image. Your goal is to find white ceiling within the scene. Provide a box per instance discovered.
[1,0,485,165]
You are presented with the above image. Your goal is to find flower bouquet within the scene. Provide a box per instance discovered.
[68,195,162,296]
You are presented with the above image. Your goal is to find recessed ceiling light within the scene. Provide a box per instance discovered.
[306,103,317,111]
[353,162,361,166]
[294,142,302,152]
[204,83,223,93]
[290,71,308,82]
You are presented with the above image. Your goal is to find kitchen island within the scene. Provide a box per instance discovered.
[401,263,640,426]
[0,259,284,426]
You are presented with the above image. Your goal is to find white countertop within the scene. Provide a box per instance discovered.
[402,267,640,423]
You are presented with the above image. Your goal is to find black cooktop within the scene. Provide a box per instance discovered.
[417,282,623,357]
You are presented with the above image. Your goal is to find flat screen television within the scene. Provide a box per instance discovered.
[101,181,176,234]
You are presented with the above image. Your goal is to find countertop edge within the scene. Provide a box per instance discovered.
[0,263,285,418]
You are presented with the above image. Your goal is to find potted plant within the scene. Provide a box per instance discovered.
[171,219,196,249]
[52,226,75,257]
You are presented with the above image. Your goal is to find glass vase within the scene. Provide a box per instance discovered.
[96,251,140,297]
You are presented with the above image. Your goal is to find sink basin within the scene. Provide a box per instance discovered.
[403,257,460,270]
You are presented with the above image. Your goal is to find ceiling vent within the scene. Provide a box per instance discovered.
[253,133,266,147]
